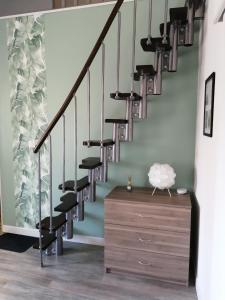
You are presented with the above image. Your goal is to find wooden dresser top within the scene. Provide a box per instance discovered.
[105,186,191,208]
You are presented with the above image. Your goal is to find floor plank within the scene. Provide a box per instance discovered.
[0,242,197,300]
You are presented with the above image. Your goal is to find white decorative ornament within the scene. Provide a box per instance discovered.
[177,188,188,195]
[148,163,176,197]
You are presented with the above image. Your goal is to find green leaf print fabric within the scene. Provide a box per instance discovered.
[7,15,49,228]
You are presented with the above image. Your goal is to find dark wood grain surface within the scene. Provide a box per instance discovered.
[105,186,191,208]
[105,224,190,257]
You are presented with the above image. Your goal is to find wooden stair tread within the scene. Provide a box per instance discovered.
[58,176,90,192]
[79,157,102,170]
[36,213,66,232]
[170,7,188,22]
[133,72,140,81]
[55,192,78,213]
[105,119,128,124]
[136,65,156,76]
[33,233,56,251]
[141,37,172,52]
[110,92,142,101]
[83,139,115,147]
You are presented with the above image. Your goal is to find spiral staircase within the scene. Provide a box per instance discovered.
[32,0,205,267]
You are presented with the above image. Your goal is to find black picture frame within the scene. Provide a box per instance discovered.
[203,72,215,137]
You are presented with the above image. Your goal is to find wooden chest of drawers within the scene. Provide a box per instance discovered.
[104,187,192,286]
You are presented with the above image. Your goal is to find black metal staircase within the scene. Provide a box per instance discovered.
[32,0,205,267]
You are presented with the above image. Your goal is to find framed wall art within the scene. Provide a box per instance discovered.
[203,72,215,137]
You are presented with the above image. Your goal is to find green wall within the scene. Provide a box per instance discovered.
[0,0,198,237]
[0,20,16,226]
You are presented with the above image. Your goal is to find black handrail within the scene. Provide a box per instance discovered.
[34,0,124,154]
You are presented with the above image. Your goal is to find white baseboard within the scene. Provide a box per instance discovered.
[64,235,104,246]
[2,225,39,237]
[2,225,104,246]
[196,276,200,300]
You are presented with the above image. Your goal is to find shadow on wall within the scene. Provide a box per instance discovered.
[190,192,200,284]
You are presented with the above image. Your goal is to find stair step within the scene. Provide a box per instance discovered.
[141,37,171,52]
[105,119,128,124]
[36,213,66,232]
[79,157,102,170]
[136,65,156,76]
[170,7,188,23]
[133,72,140,81]
[58,176,90,192]
[54,192,78,213]
[110,92,142,101]
[33,233,56,251]
[160,22,171,37]
[83,139,115,147]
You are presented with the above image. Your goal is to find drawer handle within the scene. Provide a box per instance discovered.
[138,260,152,266]
[138,237,152,243]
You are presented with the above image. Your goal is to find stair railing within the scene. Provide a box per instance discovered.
[86,70,91,147]
[33,0,205,267]
[116,11,121,98]
[162,0,169,44]
[38,152,43,266]
[34,0,124,154]
[34,0,125,266]
[130,0,137,97]
[147,0,152,45]
[74,96,78,192]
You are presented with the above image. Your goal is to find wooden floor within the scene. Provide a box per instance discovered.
[0,242,197,300]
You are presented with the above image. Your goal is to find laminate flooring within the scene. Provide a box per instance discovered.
[0,242,198,300]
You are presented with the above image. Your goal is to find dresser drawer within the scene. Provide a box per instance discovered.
[105,246,189,286]
[105,200,191,233]
[105,224,190,257]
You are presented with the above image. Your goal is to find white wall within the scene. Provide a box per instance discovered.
[195,1,225,300]
[0,0,52,17]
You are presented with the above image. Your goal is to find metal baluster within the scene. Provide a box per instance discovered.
[131,0,137,96]
[87,70,91,147]
[116,12,121,97]
[38,151,43,267]
[62,114,66,193]
[101,43,105,146]
[74,95,82,221]
[74,95,78,193]
[147,0,152,45]
[162,0,169,44]
[100,43,107,181]
[49,135,53,234]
